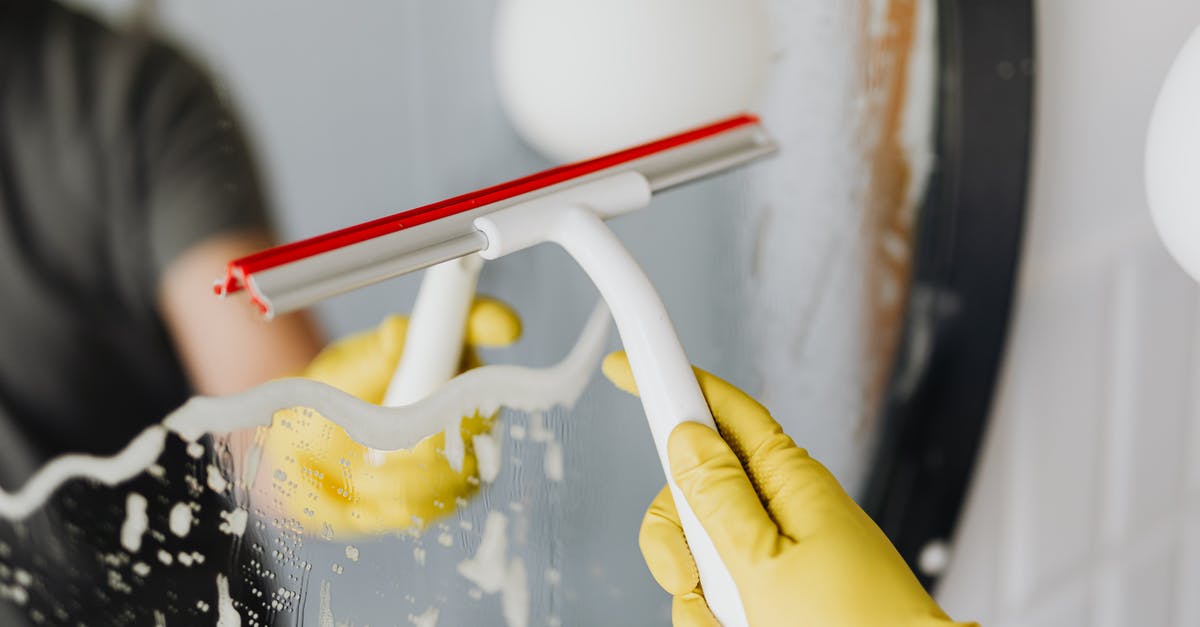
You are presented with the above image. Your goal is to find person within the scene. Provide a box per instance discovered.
[0,1,322,624]
[0,0,323,489]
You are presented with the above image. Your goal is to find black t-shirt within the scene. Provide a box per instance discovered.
[0,1,269,490]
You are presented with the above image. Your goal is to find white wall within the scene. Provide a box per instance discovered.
[937,2,1200,625]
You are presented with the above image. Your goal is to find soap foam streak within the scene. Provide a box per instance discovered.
[0,303,611,520]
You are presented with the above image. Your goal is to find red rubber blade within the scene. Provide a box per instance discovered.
[216,113,761,299]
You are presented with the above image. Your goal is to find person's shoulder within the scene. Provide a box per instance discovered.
[4,0,213,100]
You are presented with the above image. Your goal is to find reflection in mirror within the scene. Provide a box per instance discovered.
[0,304,609,626]
[2,0,939,624]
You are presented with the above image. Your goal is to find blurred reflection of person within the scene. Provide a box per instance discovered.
[0,0,322,623]
[0,1,322,484]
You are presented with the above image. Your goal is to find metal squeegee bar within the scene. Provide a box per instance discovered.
[217,113,776,317]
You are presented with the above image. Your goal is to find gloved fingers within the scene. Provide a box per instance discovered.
[600,351,641,396]
[269,412,492,538]
[668,422,783,563]
[465,296,522,348]
[689,371,804,484]
[302,315,408,404]
[639,485,698,596]
[601,351,800,476]
[756,444,862,539]
[672,592,720,627]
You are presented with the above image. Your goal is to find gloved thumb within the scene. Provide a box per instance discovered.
[667,421,782,566]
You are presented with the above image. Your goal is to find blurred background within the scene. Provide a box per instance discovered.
[0,0,1196,624]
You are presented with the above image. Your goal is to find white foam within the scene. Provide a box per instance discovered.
[528,412,554,443]
[218,508,248,537]
[216,573,241,627]
[120,493,149,553]
[473,433,502,484]
[543,442,564,482]
[0,303,610,520]
[318,579,335,627]
[206,465,229,493]
[502,557,529,627]
[169,503,193,538]
[443,418,466,473]
[410,606,440,627]
[456,511,508,594]
[0,427,166,520]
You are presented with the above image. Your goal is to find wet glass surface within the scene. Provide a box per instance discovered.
[2,1,936,624]
[0,394,616,626]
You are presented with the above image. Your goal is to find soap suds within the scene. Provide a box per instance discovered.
[318,579,335,627]
[473,433,502,483]
[120,493,149,553]
[502,558,529,627]
[528,413,554,443]
[457,511,529,627]
[344,545,359,562]
[543,442,563,482]
[409,606,439,627]
[0,427,166,519]
[216,573,240,627]
[219,508,248,537]
[443,418,466,472]
[456,512,508,593]
[206,464,229,493]
[0,303,609,520]
[168,503,193,537]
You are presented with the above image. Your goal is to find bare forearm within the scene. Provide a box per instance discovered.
[158,230,324,396]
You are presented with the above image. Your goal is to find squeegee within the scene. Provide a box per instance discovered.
[218,113,776,627]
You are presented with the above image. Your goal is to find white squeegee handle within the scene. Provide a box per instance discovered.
[383,256,483,407]
[474,171,749,627]
[364,256,482,466]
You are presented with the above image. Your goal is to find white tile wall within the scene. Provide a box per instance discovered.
[937,2,1200,625]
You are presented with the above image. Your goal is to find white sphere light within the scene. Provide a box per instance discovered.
[494,0,772,163]
[1147,24,1200,282]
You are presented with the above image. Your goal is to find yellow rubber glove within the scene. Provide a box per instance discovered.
[602,351,976,627]
[262,297,521,539]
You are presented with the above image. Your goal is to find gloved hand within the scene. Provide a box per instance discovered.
[602,351,976,627]
[262,297,521,538]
